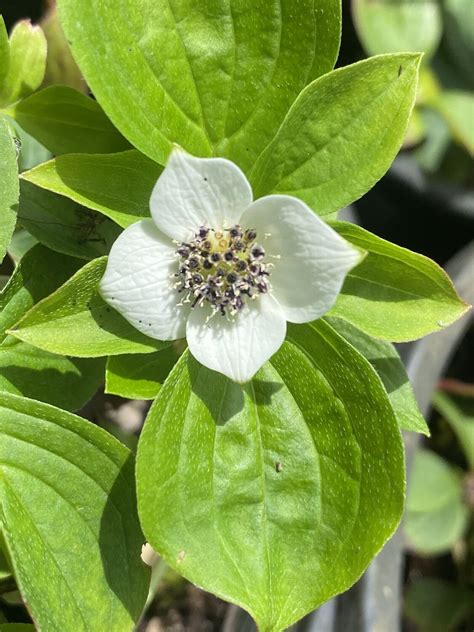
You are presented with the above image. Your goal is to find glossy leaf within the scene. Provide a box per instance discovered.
[404,449,468,554]
[9,257,167,357]
[137,320,404,630]
[10,86,130,155]
[22,150,161,227]
[433,392,474,470]
[0,119,19,263]
[57,0,340,172]
[106,344,182,400]
[0,20,47,107]
[0,392,149,631]
[434,91,474,156]
[327,317,428,435]
[250,53,421,216]
[328,222,469,341]
[0,245,103,410]
[353,0,442,60]
[19,181,122,261]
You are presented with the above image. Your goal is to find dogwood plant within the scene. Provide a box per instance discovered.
[0,2,470,632]
[100,148,362,382]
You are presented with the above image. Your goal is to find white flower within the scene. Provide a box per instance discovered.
[100,148,363,383]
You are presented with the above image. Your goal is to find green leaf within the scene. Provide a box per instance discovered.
[10,86,130,155]
[250,53,421,216]
[404,448,468,554]
[40,5,85,93]
[9,119,52,172]
[0,119,19,263]
[0,245,104,410]
[328,222,469,341]
[106,344,183,400]
[404,578,474,632]
[0,20,47,107]
[22,150,162,227]
[433,392,474,470]
[443,0,474,89]
[0,392,149,631]
[353,0,442,60]
[19,181,122,261]
[9,256,167,357]
[434,91,474,156]
[6,230,38,265]
[0,626,36,632]
[0,17,9,86]
[57,0,340,171]
[137,320,404,631]
[327,317,428,435]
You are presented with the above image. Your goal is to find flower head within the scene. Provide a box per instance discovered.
[100,148,363,382]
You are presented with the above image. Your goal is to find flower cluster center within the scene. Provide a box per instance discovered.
[174,224,272,318]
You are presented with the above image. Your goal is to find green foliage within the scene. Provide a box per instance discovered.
[404,578,474,632]
[10,86,130,155]
[404,448,468,554]
[0,245,104,410]
[250,53,421,215]
[137,320,404,631]
[22,150,162,227]
[0,392,149,631]
[9,257,168,357]
[19,181,121,260]
[434,91,474,155]
[327,317,429,435]
[329,222,469,341]
[0,20,47,107]
[353,0,442,60]
[106,344,182,400]
[0,118,19,263]
[57,0,340,171]
[433,392,474,470]
[40,5,85,92]
[0,17,8,86]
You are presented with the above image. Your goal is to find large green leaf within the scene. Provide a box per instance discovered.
[0,20,47,107]
[10,86,130,155]
[9,256,167,357]
[404,449,468,554]
[250,53,421,216]
[327,317,428,435]
[353,0,442,60]
[19,181,122,261]
[0,119,19,263]
[0,392,149,631]
[137,320,404,631]
[328,222,469,341]
[106,344,182,400]
[0,245,104,410]
[22,150,161,227]
[57,0,340,172]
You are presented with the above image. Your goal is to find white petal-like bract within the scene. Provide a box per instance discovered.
[186,295,287,383]
[240,195,363,323]
[150,147,253,242]
[99,220,188,340]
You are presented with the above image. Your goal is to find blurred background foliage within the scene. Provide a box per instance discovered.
[0,0,473,630]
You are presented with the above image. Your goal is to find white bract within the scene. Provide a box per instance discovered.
[100,148,363,383]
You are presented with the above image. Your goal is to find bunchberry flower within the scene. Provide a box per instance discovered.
[100,148,363,382]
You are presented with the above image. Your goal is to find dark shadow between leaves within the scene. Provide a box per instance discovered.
[99,451,150,624]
